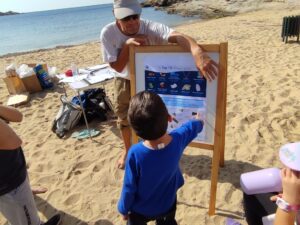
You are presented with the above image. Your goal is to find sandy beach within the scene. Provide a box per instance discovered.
[1,3,300,225]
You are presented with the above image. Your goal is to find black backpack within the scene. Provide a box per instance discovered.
[71,88,114,123]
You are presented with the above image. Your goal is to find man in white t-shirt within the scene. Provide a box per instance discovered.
[100,0,218,169]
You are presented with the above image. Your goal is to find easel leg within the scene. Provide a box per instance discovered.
[208,148,221,216]
[220,148,225,167]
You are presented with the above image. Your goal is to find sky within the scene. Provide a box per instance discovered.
[0,0,113,13]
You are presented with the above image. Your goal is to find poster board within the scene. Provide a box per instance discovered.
[129,43,227,215]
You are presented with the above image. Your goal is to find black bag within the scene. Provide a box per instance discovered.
[72,88,113,123]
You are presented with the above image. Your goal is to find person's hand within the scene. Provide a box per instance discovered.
[125,34,149,46]
[194,112,201,120]
[270,194,282,202]
[281,167,300,205]
[193,49,219,82]
[121,214,129,220]
[193,112,204,126]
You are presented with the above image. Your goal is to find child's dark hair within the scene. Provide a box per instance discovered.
[128,91,169,140]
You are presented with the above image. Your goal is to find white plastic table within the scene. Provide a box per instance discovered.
[58,65,115,139]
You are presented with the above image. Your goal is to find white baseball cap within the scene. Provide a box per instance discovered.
[279,142,300,171]
[113,0,142,20]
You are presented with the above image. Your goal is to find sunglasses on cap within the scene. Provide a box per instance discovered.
[121,14,140,22]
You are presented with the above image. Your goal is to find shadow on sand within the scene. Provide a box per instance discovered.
[35,195,114,225]
[179,154,264,219]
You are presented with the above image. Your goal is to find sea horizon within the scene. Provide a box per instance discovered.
[0,4,200,57]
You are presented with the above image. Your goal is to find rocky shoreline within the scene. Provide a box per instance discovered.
[142,0,235,18]
[0,11,19,16]
[142,0,299,19]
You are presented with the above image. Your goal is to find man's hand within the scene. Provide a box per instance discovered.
[111,35,150,73]
[125,34,149,46]
[193,49,219,82]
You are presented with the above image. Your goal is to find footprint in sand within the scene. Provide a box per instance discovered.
[295,111,300,121]
[74,144,87,151]
[240,74,251,81]
[226,112,237,121]
[261,106,270,113]
[46,189,62,201]
[31,150,43,158]
[54,148,66,155]
[63,193,82,206]
[278,77,288,84]
[37,175,58,184]
[280,90,290,98]
[244,114,260,124]
[92,165,100,172]
[74,170,81,175]
[74,160,93,170]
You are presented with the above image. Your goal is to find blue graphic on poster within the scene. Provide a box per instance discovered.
[145,70,206,97]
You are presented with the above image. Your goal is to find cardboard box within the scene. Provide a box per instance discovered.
[3,76,27,94]
[3,63,49,94]
[21,74,42,93]
[20,63,46,93]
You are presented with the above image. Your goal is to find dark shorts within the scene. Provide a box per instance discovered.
[127,200,177,225]
[243,192,277,225]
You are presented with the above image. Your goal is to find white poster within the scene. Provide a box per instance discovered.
[143,54,207,142]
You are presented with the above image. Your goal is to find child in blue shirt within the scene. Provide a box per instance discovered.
[118,90,204,225]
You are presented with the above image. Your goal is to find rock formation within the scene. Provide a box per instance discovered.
[141,0,294,19]
[0,11,19,16]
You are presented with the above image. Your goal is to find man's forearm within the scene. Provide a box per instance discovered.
[0,106,23,122]
[168,31,207,71]
[168,31,218,81]
[168,32,204,56]
[110,43,130,73]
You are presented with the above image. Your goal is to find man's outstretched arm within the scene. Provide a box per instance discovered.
[168,31,219,82]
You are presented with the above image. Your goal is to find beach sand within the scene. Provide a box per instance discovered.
[1,5,300,225]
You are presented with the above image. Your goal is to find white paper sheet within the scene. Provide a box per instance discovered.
[68,80,89,89]
[84,68,114,84]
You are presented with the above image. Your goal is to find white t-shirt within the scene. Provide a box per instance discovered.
[100,19,174,79]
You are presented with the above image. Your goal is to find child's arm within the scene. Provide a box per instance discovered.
[0,106,23,150]
[0,105,23,122]
[118,152,139,219]
[274,168,300,225]
[176,119,204,151]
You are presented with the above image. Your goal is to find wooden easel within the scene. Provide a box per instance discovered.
[129,43,228,215]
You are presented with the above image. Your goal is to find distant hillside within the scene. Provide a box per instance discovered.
[0,11,19,16]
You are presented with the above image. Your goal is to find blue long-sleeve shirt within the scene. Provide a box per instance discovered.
[118,120,203,217]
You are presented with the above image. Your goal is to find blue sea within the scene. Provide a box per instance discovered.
[0,4,199,56]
